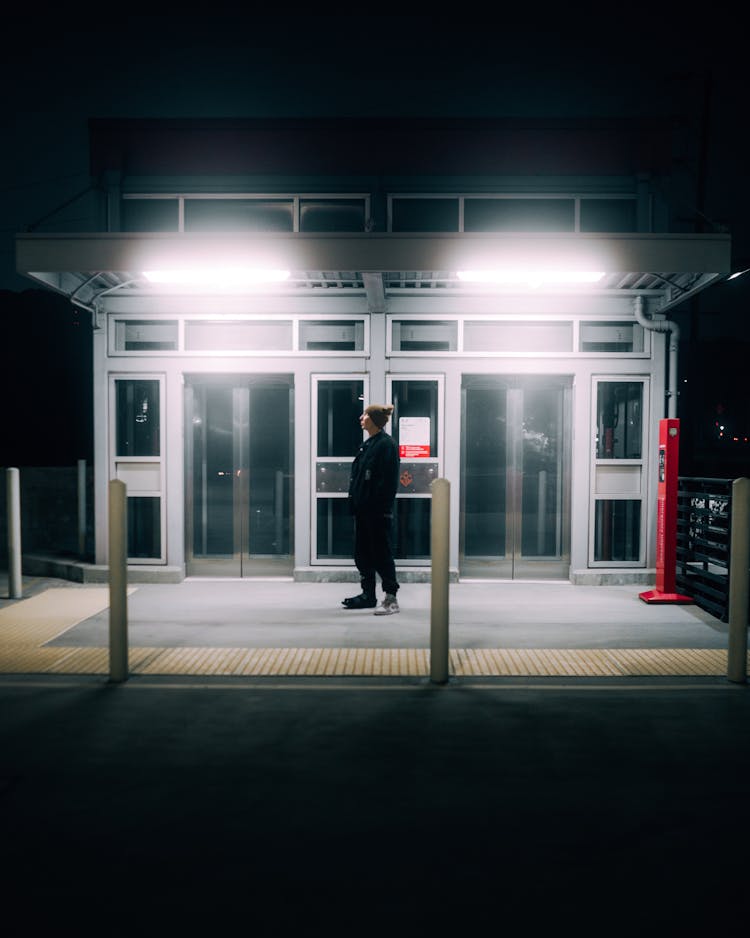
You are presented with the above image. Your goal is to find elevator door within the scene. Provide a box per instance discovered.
[185,376,293,577]
[460,376,571,579]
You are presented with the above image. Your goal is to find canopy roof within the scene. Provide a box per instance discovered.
[16,230,731,314]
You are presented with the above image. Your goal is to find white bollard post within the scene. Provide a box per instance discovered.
[108,480,129,683]
[6,468,22,600]
[78,459,87,559]
[430,478,450,685]
[727,477,749,684]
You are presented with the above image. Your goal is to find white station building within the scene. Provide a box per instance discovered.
[15,118,732,584]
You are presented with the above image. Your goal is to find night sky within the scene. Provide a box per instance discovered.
[1,11,748,471]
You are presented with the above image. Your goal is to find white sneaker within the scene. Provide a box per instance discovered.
[374,594,400,616]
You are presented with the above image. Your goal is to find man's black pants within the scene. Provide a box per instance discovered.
[353,512,399,597]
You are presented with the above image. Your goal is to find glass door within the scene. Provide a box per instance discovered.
[185,375,293,576]
[312,375,368,564]
[460,375,571,579]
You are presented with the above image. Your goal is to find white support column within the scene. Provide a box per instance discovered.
[430,478,450,684]
[6,468,22,600]
[108,480,129,683]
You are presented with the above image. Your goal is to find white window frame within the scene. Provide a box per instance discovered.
[108,373,167,564]
[588,375,650,568]
[311,373,370,566]
[108,312,369,358]
[122,192,371,233]
[386,192,639,233]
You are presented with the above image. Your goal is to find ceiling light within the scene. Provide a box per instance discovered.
[143,268,290,286]
[456,269,606,286]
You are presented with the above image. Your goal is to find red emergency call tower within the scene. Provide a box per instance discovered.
[639,418,693,604]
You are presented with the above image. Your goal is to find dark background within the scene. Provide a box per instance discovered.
[1,12,748,475]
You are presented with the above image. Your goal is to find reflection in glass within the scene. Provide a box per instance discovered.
[463,387,507,557]
[121,198,179,232]
[464,198,574,232]
[391,198,458,232]
[247,386,291,556]
[391,320,457,352]
[300,199,365,232]
[300,321,364,351]
[596,382,643,459]
[184,199,293,231]
[594,500,641,562]
[461,376,571,578]
[316,499,354,559]
[116,380,160,457]
[579,198,636,233]
[521,388,563,558]
[127,497,161,559]
[317,381,364,456]
[394,499,431,559]
[193,387,234,557]
[187,379,293,573]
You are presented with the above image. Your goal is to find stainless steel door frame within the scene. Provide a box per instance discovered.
[185,375,293,577]
[460,375,571,580]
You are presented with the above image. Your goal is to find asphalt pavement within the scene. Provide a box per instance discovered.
[0,574,748,936]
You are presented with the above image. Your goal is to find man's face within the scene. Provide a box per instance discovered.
[360,411,377,435]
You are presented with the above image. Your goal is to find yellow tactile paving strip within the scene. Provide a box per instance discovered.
[0,588,745,678]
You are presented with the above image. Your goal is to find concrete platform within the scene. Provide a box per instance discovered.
[0,574,743,679]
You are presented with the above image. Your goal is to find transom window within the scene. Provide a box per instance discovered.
[121,193,370,233]
[388,193,639,233]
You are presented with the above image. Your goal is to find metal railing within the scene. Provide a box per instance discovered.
[676,477,748,624]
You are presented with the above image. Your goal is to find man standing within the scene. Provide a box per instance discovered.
[342,403,401,615]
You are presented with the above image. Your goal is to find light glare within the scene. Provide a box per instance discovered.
[143,268,290,286]
[456,269,606,286]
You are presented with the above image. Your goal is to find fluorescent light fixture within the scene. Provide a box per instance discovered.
[143,268,290,286]
[727,268,750,281]
[456,269,606,286]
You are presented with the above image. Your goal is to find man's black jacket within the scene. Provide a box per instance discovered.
[348,430,400,516]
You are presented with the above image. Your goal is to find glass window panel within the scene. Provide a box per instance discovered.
[596,382,643,459]
[185,321,293,351]
[192,386,234,557]
[127,496,161,559]
[248,386,292,556]
[114,320,178,352]
[121,199,179,232]
[464,198,575,232]
[391,320,457,352]
[580,198,637,233]
[594,500,641,562]
[391,198,458,232]
[464,321,572,353]
[580,322,644,353]
[390,380,439,458]
[393,499,431,560]
[316,498,354,559]
[184,199,293,231]
[463,387,507,557]
[300,199,365,232]
[521,387,564,558]
[116,379,160,457]
[317,380,364,457]
[300,320,364,351]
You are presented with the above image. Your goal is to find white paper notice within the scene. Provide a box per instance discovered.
[399,416,430,458]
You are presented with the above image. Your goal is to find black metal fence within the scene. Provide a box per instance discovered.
[676,477,745,623]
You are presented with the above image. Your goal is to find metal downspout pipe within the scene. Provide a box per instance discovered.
[633,295,680,418]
